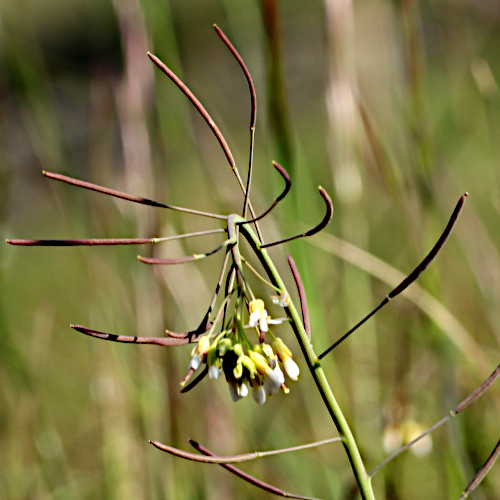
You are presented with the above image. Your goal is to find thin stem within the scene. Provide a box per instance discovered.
[7,238,154,246]
[190,442,322,500]
[261,187,333,249]
[180,366,208,393]
[236,161,291,225]
[43,171,226,220]
[153,229,226,242]
[71,324,193,346]
[137,239,234,265]
[241,257,281,292]
[6,229,226,247]
[319,193,468,359]
[149,437,342,464]
[213,25,256,222]
[459,438,500,500]
[197,248,232,333]
[369,414,449,477]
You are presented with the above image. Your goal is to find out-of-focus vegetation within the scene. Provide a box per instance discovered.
[1,0,500,498]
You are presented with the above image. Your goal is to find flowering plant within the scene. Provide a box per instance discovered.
[8,24,499,500]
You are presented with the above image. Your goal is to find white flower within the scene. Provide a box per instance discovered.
[249,350,281,395]
[273,338,300,381]
[252,383,266,405]
[282,357,300,380]
[208,364,222,380]
[272,291,290,307]
[273,364,285,385]
[248,299,286,333]
[238,382,249,398]
[227,379,249,402]
[248,299,269,331]
[188,336,211,371]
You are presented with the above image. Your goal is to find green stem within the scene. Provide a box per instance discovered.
[235,216,375,500]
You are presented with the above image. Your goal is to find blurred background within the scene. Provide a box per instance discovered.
[2,0,500,498]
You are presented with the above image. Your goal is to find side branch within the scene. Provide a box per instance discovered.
[137,239,234,265]
[261,187,333,249]
[318,193,468,359]
[459,438,500,500]
[213,25,257,219]
[71,325,193,346]
[7,238,155,246]
[43,171,226,220]
[149,437,341,464]
[190,442,322,500]
[369,360,500,477]
[236,161,291,225]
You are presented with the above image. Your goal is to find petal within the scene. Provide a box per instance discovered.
[252,384,266,405]
[228,381,242,402]
[283,358,300,380]
[259,316,269,332]
[189,354,202,371]
[209,364,221,380]
[274,365,285,385]
[263,369,281,395]
[249,311,260,327]
[238,382,249,398]
[267,317,286,325]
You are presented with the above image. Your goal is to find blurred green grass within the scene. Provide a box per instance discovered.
[2,0,500,498]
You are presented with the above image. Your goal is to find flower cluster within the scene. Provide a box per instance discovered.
[183,298,299,405]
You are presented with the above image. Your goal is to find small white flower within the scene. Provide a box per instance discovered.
[274,364,285,385]
[248,299,269,332]
[189,353,202,371]
[272,291,290,307]
[252,383,266,405]
[249,350,281,395]
[282,357,300,381]
[238,382,249,398]
[227,379,249,402]
[188,336,211,371]
[208,364,222,380]
[248,299,286,333]
[273,337,300,381]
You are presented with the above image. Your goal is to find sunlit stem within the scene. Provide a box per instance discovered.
[241,257,282,293]
[235,215,375,500]
[152,229,227,242]
[150,436,342,464]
